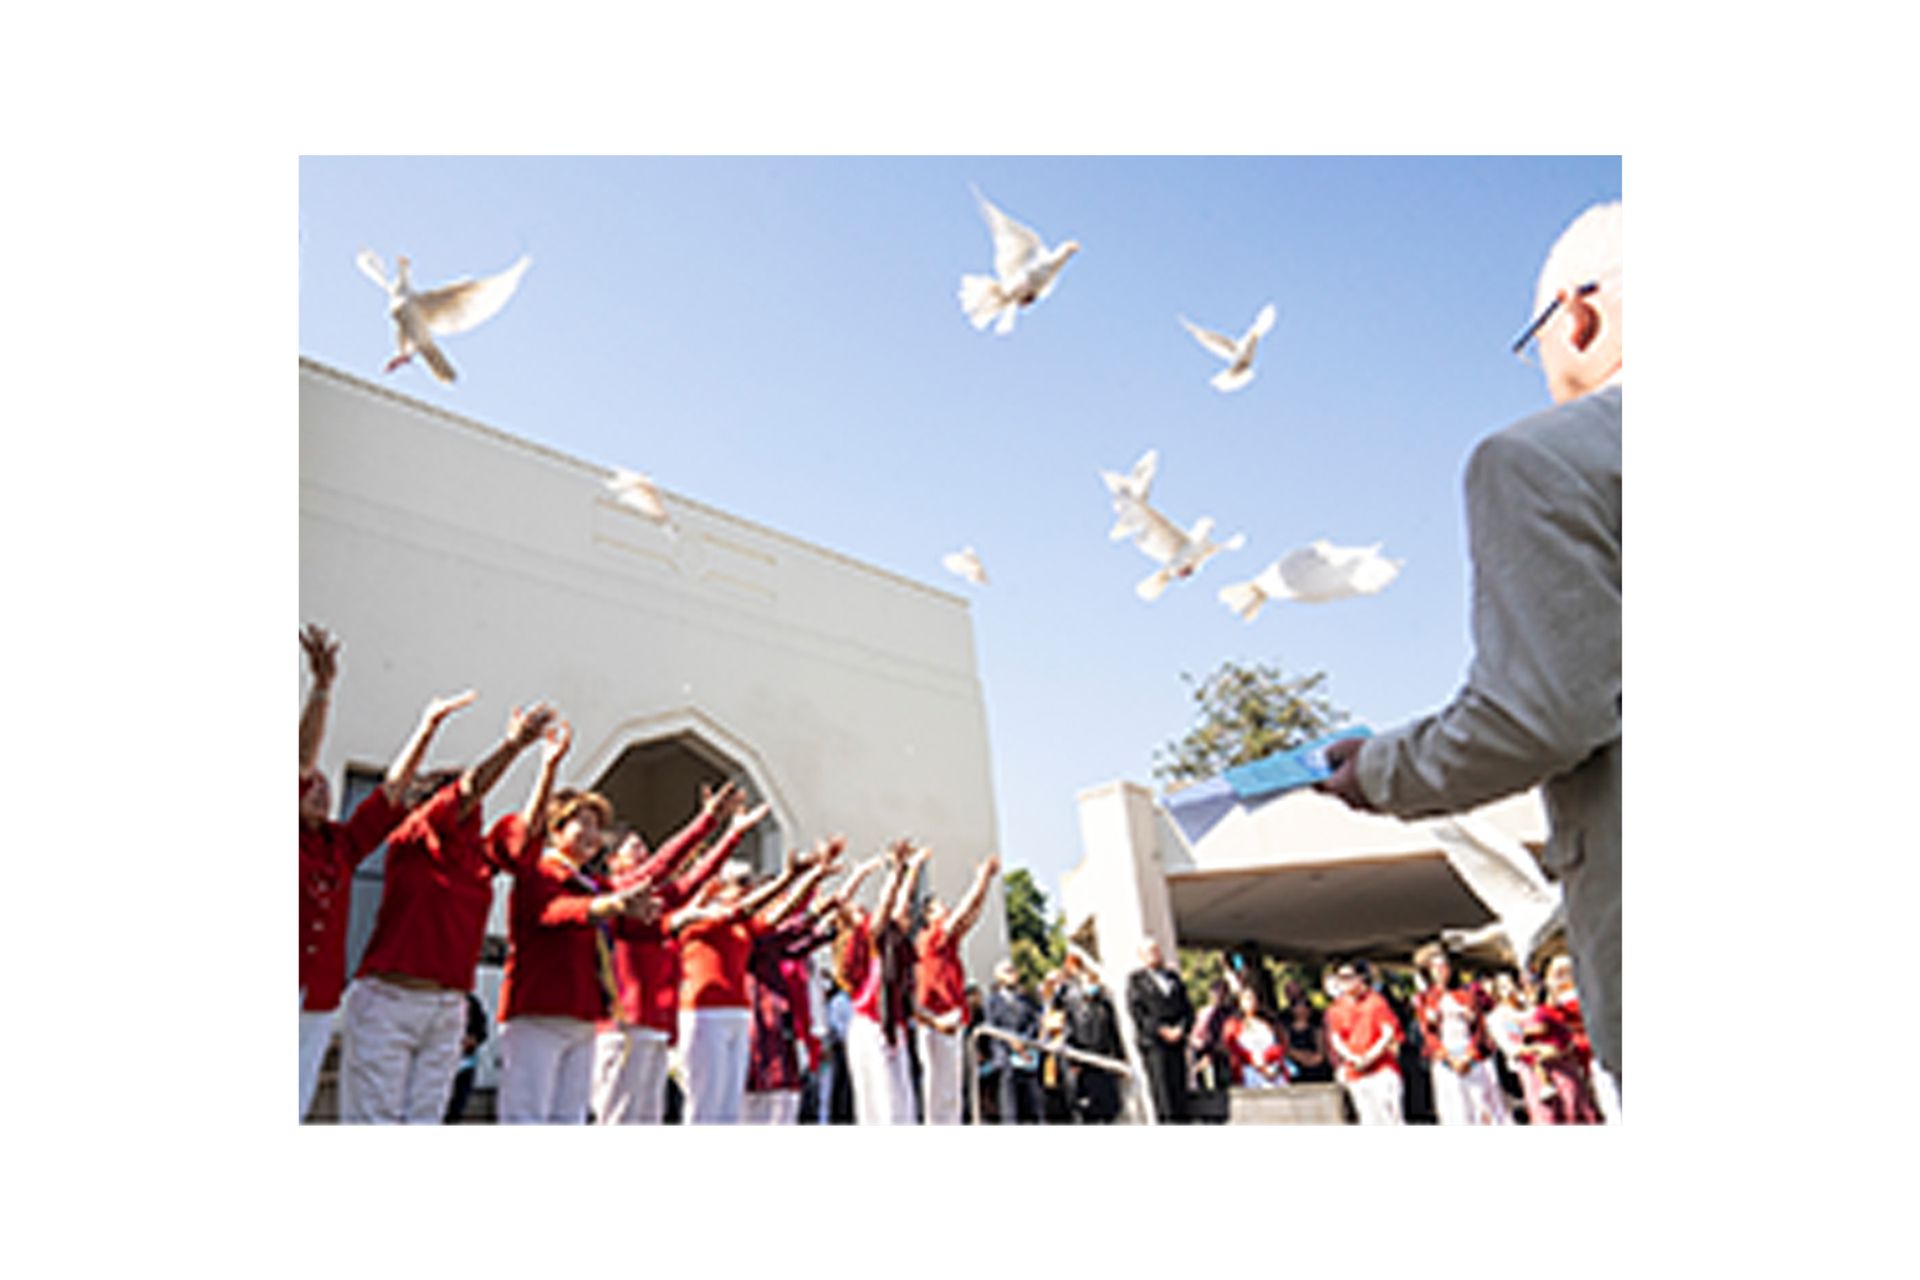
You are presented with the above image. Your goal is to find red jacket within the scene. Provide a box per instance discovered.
[498,850,611,1023]
[602,806,744,1040]
[1223,1015,1289,1083]
[299,787,403,1011]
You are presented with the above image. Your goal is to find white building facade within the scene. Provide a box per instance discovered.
[300,358,1008,1092]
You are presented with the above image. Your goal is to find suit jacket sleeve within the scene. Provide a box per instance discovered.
[1356,414,1621,817]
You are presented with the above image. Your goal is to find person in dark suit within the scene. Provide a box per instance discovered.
[1127,938,1193,1123]
[983,961,1043,1123]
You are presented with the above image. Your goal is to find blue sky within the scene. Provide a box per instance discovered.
[299,155,1620,908]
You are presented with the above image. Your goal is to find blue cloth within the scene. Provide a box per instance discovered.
[1222,727,1373,801]
[1161,776,1239,844]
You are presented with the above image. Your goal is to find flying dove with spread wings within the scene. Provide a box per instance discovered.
[357,249,530,384]
[1100,450,1244,602]
[1218,539,1403,621]
[941,547,989,587]
[1179,303,1276,393]
[605,468,680,541]
[958,188,1080,336]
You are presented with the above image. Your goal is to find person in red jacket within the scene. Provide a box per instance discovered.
[298,623,475,1122]
[670,831,806,1123]
[338,700,558,1124]
[589,783,767,1123]
[1325,960,1405,1124]
[1224,986,1290,1089]
[1412,941,1512,1125]
[495,721,663,1123]
[742,839,846,1123]
[914,851,1000,1125]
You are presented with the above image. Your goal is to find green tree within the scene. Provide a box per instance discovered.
[1002,867,1065,988]
[1154,659,1348,785]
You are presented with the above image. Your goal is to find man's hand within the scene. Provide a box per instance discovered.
[1158,1026,1182,1044]
[506,703,557,749]
[1315,736,1376,812]
[301,624,340,689]
[425,689,478,726]
[542,719,573,765]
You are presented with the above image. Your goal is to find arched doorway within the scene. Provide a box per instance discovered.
[588,724,787,877]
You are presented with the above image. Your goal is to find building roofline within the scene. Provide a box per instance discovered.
[299,355,972,609]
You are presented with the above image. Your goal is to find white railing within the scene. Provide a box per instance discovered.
[966,1023,1159,1125]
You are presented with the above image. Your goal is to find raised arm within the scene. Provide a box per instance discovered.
[947,853,1003,941]
[734,851,803,923]
[459,702,555,821]
[871,839,913,930]
[298,624,340,775]
[669,797,770,903]
[892,844,932,929]
[630,781,738,887]
[519,720,572,834]
[761,842,840,929]
[380,689,478,805]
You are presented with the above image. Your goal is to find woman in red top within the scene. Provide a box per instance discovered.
[338,700,558,1124]
[670,837,804,1123]
[913,851,1000,1125]
[590,783,766,1124]
[1413,941,1512,1125]
[495,722,664,1123]
[1224,986,1290,1089]
[1516,954,1602,1124]
[297,624,475,1121]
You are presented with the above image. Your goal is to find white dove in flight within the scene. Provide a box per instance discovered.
[941,546,990,586]
[1179,302,1277,392]
[357,249,530,384]
[606,468,680,541]
[1099,448,1158,541]
[1218,539,1403,621]
[958,188,1081,335]
[1099,454,1243,601]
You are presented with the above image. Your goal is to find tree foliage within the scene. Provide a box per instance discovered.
[1002,867,1066,988]
[1153,659,1348,785]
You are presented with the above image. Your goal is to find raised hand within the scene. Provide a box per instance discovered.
[300,624,340,688]
[506,702,557,748]
[729,802,770,838]
[425,689,478,726]
[542,718,573,764]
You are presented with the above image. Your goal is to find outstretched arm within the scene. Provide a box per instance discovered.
[459,702,555,821]
[669,797,770,903]
[298,624,339,775]
[380,689,478,805]
[892,844,932,929]
[947,853,1002,942]
[631,781,739,887]
[519,720,571,835]
[871,839,913,931]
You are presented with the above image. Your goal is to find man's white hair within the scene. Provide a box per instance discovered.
[1535,201,1623,317]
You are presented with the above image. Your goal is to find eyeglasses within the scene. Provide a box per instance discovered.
[1511,279,1602,368]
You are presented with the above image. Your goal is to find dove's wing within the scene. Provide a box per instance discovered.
[356,248,391,292]
[975,189,1043,283]
[1246,303,1277,341]
[1179,316,1241,363]
[1128,449,1158,499]
[414,256,531,336]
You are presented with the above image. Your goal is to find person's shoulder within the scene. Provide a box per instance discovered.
[1475,388,1622,479]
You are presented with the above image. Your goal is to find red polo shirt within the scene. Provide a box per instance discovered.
[600,807,729,1038]
[680,914,765,1010]
[355,783,531,993]
[299,786,402,1012]
[914,920,968,1025]
[498,854,610,1023]
[1326,991,1402,1082]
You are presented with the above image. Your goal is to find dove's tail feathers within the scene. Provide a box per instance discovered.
[959,275,1005,330]
[1137,569,1173,602]
[1219,579,1267,623]
[419,341,457,384]
[1211,365,1256,393]
[993,305,1018,336]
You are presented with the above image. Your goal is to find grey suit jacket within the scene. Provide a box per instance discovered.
[1356,384,1620,1076]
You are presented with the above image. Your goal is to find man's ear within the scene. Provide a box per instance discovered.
[1565,290,1601,353]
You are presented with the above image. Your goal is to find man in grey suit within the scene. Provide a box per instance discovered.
[1320,201,1623,1090]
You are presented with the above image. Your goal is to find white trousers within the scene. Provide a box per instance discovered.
[298,1001,336,1123]
[741,1089,801,1124]
[497,1016,597,1124]
[917,1024,964,1126]
[848,1016,917,1125]
[1430,1058,1512,1125]
[591,1026,670,1124]
[1343,1069,1405,1125]
[678,1007,752,1124]
[339,977,466,1124]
